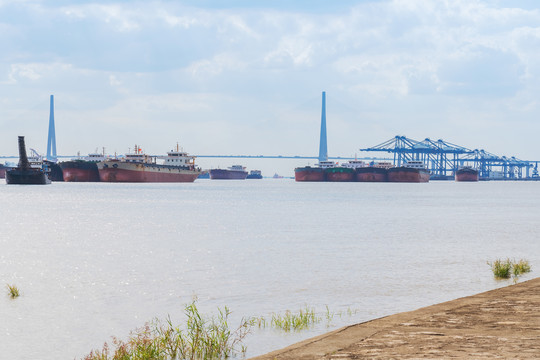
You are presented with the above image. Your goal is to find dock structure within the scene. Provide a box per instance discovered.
[361,135,539,180]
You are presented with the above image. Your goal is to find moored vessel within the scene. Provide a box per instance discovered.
[0,163,14,179]
[455,167,479,182]
[6,136,51,185]
[60,152,107,182]
[246,170,263,179]
[356,166,388,182]
[294,161,334,182]
[355,162,392,182]
[325,166,355,182]
[387,161,430,183]
[209,165,248,180]
[98,144,200,183]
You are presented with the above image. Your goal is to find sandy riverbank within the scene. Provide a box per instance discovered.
[252,277,540,359]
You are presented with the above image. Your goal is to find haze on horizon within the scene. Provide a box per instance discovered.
[1,0,540,176]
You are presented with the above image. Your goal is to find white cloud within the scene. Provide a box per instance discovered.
[2,0,540,167]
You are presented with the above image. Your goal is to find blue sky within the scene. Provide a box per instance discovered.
[1,0,540,175]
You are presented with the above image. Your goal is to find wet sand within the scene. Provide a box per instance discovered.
[252,277,540,359]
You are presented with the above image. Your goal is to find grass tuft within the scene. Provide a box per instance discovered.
[270,306,321,332]
[488,258,532,282]
[513,259,531,276]
[6,284,20,299]
[82,301,250,360]
[488,259,513,279]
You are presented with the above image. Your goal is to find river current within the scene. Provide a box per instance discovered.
[1,179,539,359]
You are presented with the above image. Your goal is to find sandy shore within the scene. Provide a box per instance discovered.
[252,277,540,359]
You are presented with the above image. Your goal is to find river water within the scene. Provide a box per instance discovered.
[1,179,538,359]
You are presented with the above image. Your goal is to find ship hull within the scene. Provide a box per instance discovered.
[325,167,355,182]
[355,167,388,182]
[0,165,10,179]
[6,169,50,185]
[209,169,248,180]
[60,161,99,182]
[44,161,64,181]
[294,167,325,182]
[455,169,479,182]
[246,174,263,179]
[387,167,430,183]
[98,161,200,183]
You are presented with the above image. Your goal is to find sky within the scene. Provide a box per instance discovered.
[1,0,540,176]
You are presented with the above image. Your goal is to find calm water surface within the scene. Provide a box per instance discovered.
[1,179,539,359]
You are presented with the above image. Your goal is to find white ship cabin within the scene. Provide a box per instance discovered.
[84,153,108,162]
[27,149,43,169]
[404,160,427,169]
[342,160,366,169]
[229,165,246,171]
[317,160,336,169]
[161,148,196,167]
[375,161,394,169]
[125,153,153,163]
[124,145,153,163]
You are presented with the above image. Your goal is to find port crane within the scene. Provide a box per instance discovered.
[361,135,538,180]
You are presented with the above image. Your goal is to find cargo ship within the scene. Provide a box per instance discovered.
[6,136,50,185]
[325,166,355,182]
[246,170,263,179]
[0,163,14,179]
[294,161,335,182]
[98,145,200,183]
[354,162,393,182]
[60,152,107,182]
[455,167,479,182]
[209,165,248,180]
[44,160,64,181]
[387,161,430,183]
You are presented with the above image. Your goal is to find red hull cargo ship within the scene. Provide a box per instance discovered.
[455,167,479,182]
[387,161,430,183]
[325,167,355,182]
[60,153,107,182]
[295,161,335,182]
[0,163,13,179]
[209,165,248,180]
[98,145,200,183]
[294,166,324,181]
[356,167,388,182]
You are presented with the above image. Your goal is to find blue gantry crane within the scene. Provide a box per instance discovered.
[360,135,539,180]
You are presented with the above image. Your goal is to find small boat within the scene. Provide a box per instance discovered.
[6,136,51,185]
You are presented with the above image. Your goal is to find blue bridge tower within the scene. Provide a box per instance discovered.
[46,95,57,162]
[318,91,328,163]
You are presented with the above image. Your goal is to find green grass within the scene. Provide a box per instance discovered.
[84,303,365,358]
[488,258,532,281]
[249,305,362,332]
[6,284,20,299]
[82,302,250,360]
[513,259,532,276]
[270,306,321,332]
[488,259,513,279]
